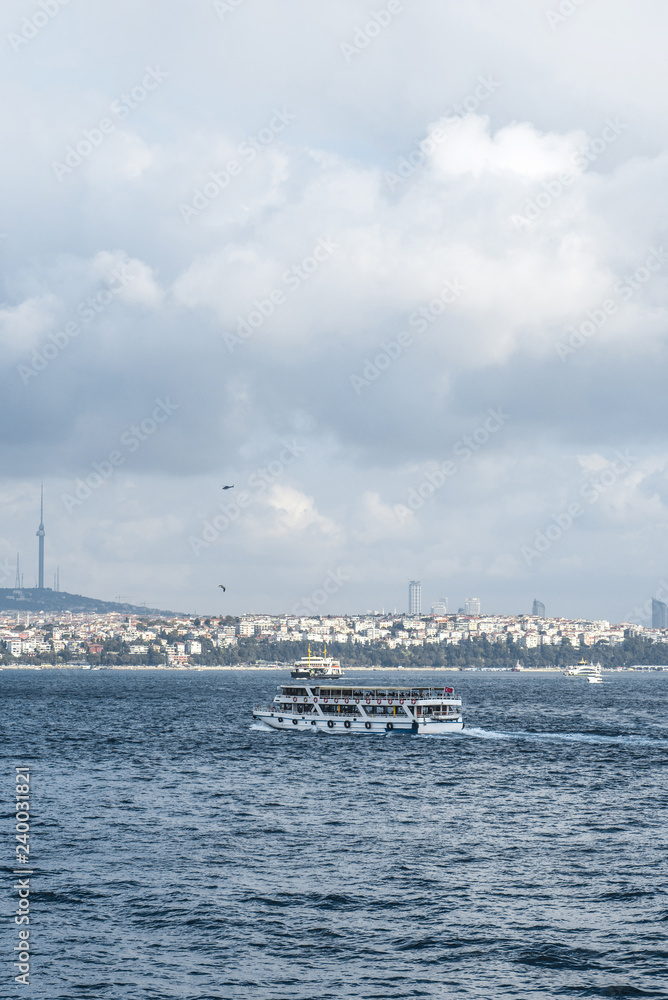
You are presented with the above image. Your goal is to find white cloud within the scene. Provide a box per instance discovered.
[263,484,341,540]
[0,295,60,358]
[429,116,587,179]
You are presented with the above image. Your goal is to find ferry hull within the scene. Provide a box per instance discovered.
[254,711,463,735]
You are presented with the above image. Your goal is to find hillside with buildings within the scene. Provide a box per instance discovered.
[2,609,668,669]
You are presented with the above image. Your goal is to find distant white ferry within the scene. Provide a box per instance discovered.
[290,646,343,679]
[564,659,603,683]
[253,682,464,734]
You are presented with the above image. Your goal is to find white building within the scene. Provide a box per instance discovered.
[465,597,481,616]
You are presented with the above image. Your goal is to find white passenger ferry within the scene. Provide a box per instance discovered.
[564,659,603,683]
[291,646,344,679]
[253,682,464,734]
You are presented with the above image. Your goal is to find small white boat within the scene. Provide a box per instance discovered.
[254,682,464,734]
[564,659,603,683]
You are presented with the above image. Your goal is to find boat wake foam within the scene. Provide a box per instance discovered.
[454,727,668,748]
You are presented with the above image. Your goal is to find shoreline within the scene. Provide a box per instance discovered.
[0,664,664,673]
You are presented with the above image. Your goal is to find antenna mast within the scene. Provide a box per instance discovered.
[36,484,45,589]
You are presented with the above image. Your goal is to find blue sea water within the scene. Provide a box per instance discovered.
[2,668,668,1000]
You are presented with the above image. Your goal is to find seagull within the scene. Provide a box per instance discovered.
[219,585,226,592]
[221,485,234,490]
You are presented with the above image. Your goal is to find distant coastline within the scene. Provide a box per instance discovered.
[2,663,665,673]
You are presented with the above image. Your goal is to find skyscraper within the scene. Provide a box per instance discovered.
[408,580,421,616]
[431,597,448,615]
[652,598,668,628]
[36,485,45,589]
[532,599,546,617]
[465,597,480,616]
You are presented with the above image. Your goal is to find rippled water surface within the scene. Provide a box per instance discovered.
[2,668,667,999]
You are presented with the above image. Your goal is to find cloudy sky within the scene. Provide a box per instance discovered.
[1,0,668,621]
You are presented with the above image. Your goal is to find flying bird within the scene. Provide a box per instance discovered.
[219,585,226,592]
[221,485,234,490]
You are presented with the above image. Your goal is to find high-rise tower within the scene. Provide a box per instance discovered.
[36,485,45,589]
[408,580,422,616]
[652,598,668,628]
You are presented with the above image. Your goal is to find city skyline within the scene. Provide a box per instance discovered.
[2,485,664,624]
[4,604,668,670]
[0,499,661,627]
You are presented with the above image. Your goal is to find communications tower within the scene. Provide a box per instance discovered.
[36,485,45,589]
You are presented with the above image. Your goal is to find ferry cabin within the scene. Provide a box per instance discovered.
[253,684,464,734]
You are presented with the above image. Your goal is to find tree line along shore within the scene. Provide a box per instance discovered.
[3,635,668,669]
